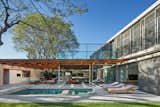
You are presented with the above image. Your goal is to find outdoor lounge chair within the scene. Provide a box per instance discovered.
[107,85,138,94]
[99,82,118,87]
[101,83,125,89]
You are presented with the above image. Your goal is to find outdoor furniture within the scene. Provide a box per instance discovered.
[30,80,40,84]
[107,85,138,94]
[100,82,125,89]
[40,79,56,84]
[93,79,104,84]
[67,79,79,84]
[45,79,56,84]
[99,82,119,87]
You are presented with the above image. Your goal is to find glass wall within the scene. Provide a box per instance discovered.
[116,35,122,58]
[144,12,156,49]
[131,22,141,53]
[104,67,116,84]
[141,20,145,50]
[116,65,127,82]
[91,5,160,59]
[111,40,116,59]
[128,63,138,83]
[90,43,113,59]
[122,30,130,56]
[156,7,160,44]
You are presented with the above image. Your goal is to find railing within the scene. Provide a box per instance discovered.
[57,43,103,59]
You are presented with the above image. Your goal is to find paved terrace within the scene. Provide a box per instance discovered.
[0,84,160,103]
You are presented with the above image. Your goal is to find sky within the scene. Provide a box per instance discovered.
[0,0,157,59]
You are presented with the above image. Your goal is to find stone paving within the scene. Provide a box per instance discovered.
[0,84,160,103]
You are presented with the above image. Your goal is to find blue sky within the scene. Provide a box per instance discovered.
[0,0,157,59]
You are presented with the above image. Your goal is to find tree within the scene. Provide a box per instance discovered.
[13,13,79,59]
[0,0,87,45]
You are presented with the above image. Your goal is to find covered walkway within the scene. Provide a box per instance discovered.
[0,59,127,83]
[0,59,127,69]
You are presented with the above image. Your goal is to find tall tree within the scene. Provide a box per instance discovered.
[0,0,87,45]
[13,13,79,59]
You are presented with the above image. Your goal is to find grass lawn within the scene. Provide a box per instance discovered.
[0,102,160,107]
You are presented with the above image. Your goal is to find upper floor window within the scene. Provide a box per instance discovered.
[156,7,160,44]
[131,22,141,53]
[116,35,122,58]
[122,30,130,56]
[144,12,156,49]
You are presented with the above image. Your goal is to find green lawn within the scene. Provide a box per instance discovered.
[0,103,160,107]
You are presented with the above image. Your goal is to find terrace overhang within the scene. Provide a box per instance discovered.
[0,59,127,70]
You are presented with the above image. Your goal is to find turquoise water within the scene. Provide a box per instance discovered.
[11,89,92,95]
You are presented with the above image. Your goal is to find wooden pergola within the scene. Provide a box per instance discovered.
[0,59,128,83]
[0,59,127,70]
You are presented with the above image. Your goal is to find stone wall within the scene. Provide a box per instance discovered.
[138,57,160,95]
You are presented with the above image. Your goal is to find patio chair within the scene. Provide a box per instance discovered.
[107,85,138,94]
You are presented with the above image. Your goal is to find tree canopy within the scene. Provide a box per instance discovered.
[13,13,79,59]
[0,0,87,45]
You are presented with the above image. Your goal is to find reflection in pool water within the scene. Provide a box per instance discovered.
[11,89,92,95]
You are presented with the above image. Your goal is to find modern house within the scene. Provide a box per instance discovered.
[90,1,160,95]
[0,0,160,96]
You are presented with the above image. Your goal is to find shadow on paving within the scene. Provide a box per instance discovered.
[1,102,160,107]
[0,103,85,107]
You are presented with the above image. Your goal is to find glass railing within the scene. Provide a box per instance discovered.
[57,43,103,59]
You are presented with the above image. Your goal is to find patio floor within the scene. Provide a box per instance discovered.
[0,84,160,103]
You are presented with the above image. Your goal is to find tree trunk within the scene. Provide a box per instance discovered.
[0,33,3,46]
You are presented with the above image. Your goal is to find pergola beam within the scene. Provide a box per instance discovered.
[0,59,128,70]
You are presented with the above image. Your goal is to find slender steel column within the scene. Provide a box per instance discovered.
[89,65,91,84]
[91,64,94,82]
[58,65,61,82]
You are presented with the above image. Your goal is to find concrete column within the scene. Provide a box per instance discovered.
[126,65,129,83]
[30,69,41,82]
[58,65,61,82]
[92,64,94,82]
[89,65,93,84]
[89,65,91,84]
[0,64,3,86]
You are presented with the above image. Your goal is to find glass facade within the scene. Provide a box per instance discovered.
[91,5,160,59]
[91,5,160,84]
[122,30,130,56]
[104,63,138,83]
[116,35,122,58]
[144,12,156,49]
[131,22,141,53]
[104,67,116,83]
[157,7,160,43]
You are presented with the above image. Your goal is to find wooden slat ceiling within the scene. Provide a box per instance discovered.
[0,59,127,70]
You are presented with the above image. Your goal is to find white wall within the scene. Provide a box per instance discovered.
[9,70,30,84]
[30,69,41,81]
[0,64,41,85]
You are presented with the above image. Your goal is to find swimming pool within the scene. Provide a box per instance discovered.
[11,89,92,95]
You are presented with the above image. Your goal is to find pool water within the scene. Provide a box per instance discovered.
[11,89,92,95]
